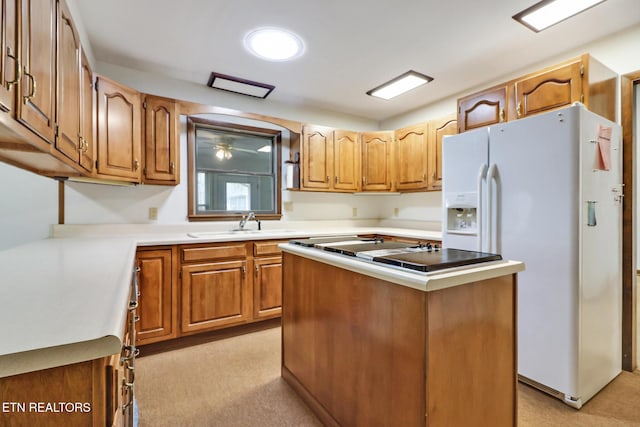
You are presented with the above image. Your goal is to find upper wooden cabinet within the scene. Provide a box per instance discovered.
[301,125,360,192]
[458,54,617,132]
[55,0,82,166]
[17,0,57,144]
[395,123,428,191]
[95,75,142,182]
[428,114,457,190]
[0,0,16,112]
[458,85,508,132]
[514,59,583,119]
[361,131,393,191]
[301,124,332,190]
[143,95,179,184]
[333,129,360,191]
[79,50,94,173]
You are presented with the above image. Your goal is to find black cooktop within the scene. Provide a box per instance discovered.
[289,236,360,247]
[372,248,502,273]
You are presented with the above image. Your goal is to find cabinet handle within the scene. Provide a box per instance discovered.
[516,102,522,118]
[334,176,338,184]
[23,69,36,104]
[78,137,85,152]
[325,175,329,183]
[255,265,259,276]
[5,47,20,89]
[134,160,140,171]
[170,161,175,174]
[500,108,505,122]
[242,265,246,276]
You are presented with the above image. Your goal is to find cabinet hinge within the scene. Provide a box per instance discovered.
[580,64,584,77]
[580,93,584,103]
[143,101,147,109]
[54,124,59,138]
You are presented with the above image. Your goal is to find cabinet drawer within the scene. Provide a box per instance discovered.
[181,243,247,263]
[253,240,286,256]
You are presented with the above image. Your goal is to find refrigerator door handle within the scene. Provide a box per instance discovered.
[476,163,488,251]
[486,163,498,253]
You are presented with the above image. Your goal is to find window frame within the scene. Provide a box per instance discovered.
[187,116,282,221]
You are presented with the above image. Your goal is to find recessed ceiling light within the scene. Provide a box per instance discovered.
[513,0,607,32]
[366,70,433,100]
[244,27,305,62]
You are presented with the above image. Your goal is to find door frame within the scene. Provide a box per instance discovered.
[621,71,639,372]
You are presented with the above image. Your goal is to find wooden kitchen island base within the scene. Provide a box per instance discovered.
[281,251,520,427]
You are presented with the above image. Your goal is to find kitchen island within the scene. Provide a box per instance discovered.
[280,242,524,427]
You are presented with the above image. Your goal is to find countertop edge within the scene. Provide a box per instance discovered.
[279,243,525,292]
[0,335,122,379]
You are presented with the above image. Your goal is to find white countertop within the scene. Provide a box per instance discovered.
[0,223,442,378]
[279,243,525,292]
[0,237,137,378]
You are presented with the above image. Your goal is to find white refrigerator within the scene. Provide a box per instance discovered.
[442,104,622,408]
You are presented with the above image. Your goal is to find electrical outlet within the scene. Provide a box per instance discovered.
[283,201,294,212]
[148,207,158,220]
[352,207,358,217]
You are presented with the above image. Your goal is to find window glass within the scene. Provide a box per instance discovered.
[188,118,281,220]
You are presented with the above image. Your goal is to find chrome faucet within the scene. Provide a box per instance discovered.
[238,212,260,230]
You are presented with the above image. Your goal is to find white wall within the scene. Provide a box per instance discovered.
[0,163,58,250]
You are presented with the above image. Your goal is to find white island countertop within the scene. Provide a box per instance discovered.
[0,237,137,378]
[279,243,525,292]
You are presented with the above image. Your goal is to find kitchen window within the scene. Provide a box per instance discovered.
[187,117,282,221]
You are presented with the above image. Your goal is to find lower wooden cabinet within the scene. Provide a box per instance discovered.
[180,259,251,333]
[254,256,283,319]
[135,247,178,345]
[133,240,286,340]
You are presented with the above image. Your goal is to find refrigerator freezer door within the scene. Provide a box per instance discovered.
[488,107,581,397]
[577,109,622,403]
[442,128,489,251]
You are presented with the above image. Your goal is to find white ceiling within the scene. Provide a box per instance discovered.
[73,0,640,121]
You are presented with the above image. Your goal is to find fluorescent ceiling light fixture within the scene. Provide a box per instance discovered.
[513,0,606,32]
[366,70,433,100]
[207,72,275,99]
[244,27,305,61]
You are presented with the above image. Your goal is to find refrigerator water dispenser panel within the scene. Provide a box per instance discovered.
[445,192,478,235]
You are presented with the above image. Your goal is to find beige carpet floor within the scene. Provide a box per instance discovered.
[136,326,640,426]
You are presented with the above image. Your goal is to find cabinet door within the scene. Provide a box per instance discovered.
[55,0,81,163]
[96,75,142,181]
[79,50,94,172]
[428,114,456,190]
[333,130,360,191]
[457,86,507,132]
[136,249,176,345]
[0,0,16,112]
[514,59,583,119]
[395,123,428,191]
[181,260,250,333]
[253,256,282,320]
[18,0,56,143]
[143,95,179,184]
[301,124,333,190]
[361,131,392,191]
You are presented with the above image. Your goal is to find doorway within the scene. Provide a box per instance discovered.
[621,71,640,372]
